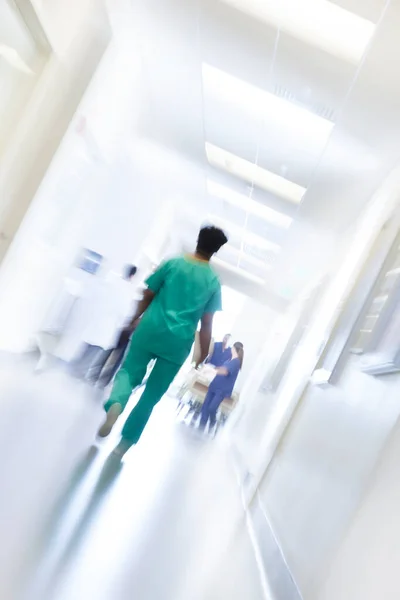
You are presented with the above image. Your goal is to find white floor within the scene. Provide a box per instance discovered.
[0,357,265,600]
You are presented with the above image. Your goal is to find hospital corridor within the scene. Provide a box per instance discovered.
[2,0,400,598]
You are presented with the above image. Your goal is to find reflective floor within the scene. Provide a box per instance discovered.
[0,356,264,600]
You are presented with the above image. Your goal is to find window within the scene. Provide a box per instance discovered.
[311,219,400,384]
[355,235,400,375]
[352,242,400,354]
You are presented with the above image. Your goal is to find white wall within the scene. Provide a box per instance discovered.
[318,413,400,600]
[0,0,112,351]
[239,166,400,599]
[0,0,111,261]
[259,363,400,599]
[0,26,161,351]
[229,308,298,478]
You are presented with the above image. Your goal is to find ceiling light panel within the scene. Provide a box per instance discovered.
[207,180,293,229]
[206,143,305,204]
[220,0,375,64]
[202,64,335,154]
[207,214,281,253]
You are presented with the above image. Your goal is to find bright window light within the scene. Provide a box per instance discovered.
[208,214,281,253]
[213,285,246,341]
[207,179,293,229]
[202,64,334,144]
[220,0,375,64]
[206,143,305,204]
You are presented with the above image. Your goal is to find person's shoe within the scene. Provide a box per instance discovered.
[97,403,123,438]
[111,439,133,459]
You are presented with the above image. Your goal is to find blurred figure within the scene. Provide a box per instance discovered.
[199,342,244,433]
[98,226,228,457]
[97,315,141,388]
[206,334,232,367]
[71,265,137,383]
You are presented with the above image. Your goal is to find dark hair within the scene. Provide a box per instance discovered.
[124,264,137,279]
[234,342,244,369]
[196,226,228,259]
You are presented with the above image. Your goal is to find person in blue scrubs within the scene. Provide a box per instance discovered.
[206,334,232,367]
[200,342,244,432]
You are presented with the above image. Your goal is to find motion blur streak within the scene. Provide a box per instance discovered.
[0,356,260,600]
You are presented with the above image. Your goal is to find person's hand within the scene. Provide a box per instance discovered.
[117,326,132,346]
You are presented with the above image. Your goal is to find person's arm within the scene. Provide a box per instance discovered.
[215,366,229,376]
[119,261,170,342]
[204,344,213,365]
[205,340,218,365]
[196,312,214,368]
[117,289,155,346]
[196,283,222,368]
[126,289,155,330]
[216,358,238,377]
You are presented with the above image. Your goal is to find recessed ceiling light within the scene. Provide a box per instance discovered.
[202,64,334,147]
[220,0,375,64]
[206,143,305,205]
[207,180,293,229]
[207,214,281,253]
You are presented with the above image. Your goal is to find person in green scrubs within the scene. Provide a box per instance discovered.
[98,225,228,457]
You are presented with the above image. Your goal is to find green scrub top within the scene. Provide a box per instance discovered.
[132,255,222,365]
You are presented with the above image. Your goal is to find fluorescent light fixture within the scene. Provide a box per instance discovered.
[202,64,334,144]
[207,179,293,229]
[220,0,375,64]
[208,214,280,253]
[206,143,305,204]
[213,257,266,286]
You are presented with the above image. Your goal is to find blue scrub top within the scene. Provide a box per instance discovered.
[207,342,232,367]
[209,357,240,397]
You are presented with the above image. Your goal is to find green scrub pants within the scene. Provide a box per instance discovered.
[104,338,182,444]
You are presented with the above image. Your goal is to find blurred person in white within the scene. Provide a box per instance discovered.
[70,265,138,384]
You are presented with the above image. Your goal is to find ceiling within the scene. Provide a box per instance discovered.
[118,0,400,305]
